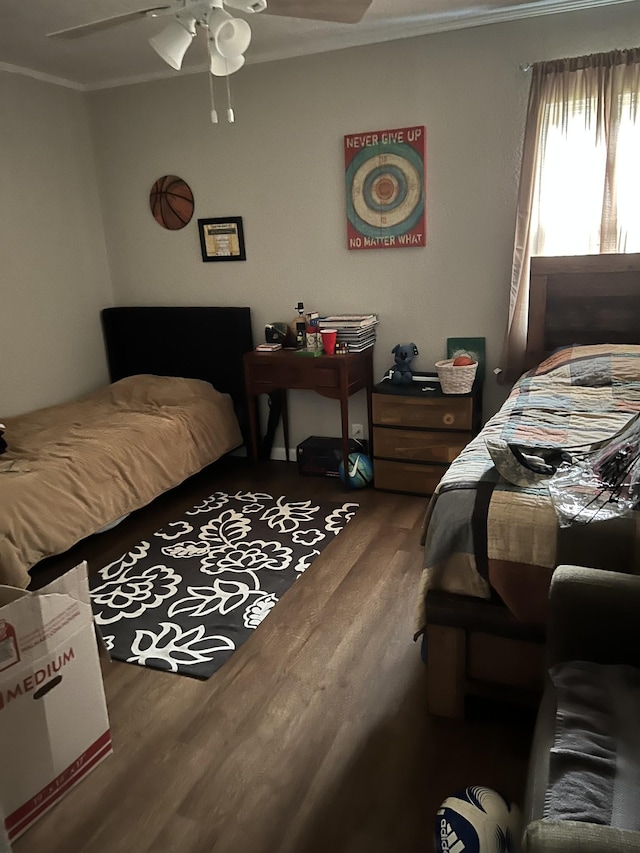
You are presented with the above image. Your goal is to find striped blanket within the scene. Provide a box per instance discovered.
[416,345,640,633]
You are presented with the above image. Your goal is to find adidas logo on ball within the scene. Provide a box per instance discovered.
[438,817,466,853]
[434,787,521,853]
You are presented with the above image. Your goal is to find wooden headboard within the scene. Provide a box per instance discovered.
[101,306,254,446]
[525,253,640,369]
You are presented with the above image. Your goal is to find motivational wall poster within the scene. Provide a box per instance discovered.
[344,125,426,251]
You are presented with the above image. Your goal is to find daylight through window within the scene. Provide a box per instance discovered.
[531,90,640,255]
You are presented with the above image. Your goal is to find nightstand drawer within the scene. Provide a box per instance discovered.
[374,459,447,496]
[372,394,472,431]
[373,427,470,464]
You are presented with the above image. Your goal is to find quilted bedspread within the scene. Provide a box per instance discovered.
[0,375,242,589]
[416,345,640,633]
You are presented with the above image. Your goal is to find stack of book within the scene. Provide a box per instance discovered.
[317,314,378,352]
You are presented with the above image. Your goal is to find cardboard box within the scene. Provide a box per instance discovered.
[0,563,112,845]
[296,435,369,478]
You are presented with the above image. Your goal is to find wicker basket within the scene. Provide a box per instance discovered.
[435,358,478,394]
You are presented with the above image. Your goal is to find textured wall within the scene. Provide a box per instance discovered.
[86,3,640,449]
[0,73,113,417]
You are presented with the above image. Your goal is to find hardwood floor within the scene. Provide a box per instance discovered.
[17,459,535,853]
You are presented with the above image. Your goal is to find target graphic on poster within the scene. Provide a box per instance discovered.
[344,126,425,251]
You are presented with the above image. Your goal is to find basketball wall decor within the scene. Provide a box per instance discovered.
[344,126,426,250]
[149,175,194,230]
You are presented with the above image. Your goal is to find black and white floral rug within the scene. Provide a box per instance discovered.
[89,491,358,679]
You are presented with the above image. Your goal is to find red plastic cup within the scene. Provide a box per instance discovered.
[320,328,337,355]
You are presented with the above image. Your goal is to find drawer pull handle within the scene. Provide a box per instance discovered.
[443,413,455,426]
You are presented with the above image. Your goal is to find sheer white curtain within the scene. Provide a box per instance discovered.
[499,48,640,383]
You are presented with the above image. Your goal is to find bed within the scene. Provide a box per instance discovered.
[416,253,640,718]
[0,306,254,590]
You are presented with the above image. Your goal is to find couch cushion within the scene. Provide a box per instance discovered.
[544,661,640,830]
[524,820,640,852]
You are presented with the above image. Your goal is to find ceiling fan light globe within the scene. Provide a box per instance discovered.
[208,10,251,60]
[217,18,251,59]
[209,46,245,76]
[149,17,195,70]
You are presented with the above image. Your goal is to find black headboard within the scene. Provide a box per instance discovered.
[101,306,254,446]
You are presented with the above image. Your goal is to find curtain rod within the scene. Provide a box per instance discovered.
[520,63,532,71]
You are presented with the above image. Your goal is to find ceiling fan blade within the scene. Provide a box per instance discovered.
[47,7,174,39]
[264,0,373,24]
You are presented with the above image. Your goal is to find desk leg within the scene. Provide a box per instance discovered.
[365,350,373,456]
[281,390,290,463]
[340,395,351,490]
[247,393,260,463]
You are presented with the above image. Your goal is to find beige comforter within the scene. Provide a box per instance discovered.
[0,375,242,588]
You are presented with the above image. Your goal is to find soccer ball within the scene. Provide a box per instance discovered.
[434,786,521,853]
[339,452,374,489]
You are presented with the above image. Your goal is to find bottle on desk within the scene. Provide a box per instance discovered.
[290,302,307,349]
[291,302,321,350]
[295,321,306,349]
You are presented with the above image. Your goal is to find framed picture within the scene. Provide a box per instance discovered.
[198,216,246,262]
[447,337,486,381]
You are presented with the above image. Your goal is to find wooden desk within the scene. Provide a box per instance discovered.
[243,348,374,475]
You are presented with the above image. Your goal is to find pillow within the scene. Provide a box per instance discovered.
[533,344,640,384]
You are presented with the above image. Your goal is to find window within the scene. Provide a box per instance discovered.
[499,49,640,382]
[531,90,640,256]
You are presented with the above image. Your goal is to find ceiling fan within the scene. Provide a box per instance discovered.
[46,0,374,40]
[46,0,373,123]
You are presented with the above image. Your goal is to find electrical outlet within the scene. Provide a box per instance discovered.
[351,423,364,440]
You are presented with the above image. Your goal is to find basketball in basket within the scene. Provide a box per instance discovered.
[435,358,478,394]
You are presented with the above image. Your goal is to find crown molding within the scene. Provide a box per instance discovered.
[240,0,640,69]
[4,0,638,93]
[84,65,205,91]
[0,61,84,90]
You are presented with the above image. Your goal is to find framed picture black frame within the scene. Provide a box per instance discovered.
[198,216,246,262]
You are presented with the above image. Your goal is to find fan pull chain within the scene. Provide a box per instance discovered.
[204,29,218,123]
[208,53,218,123]
[225,61,235,123]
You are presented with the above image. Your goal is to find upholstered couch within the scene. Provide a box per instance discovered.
[521,565,640,852]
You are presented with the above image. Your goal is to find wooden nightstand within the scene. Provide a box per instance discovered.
[372,375,482,496]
